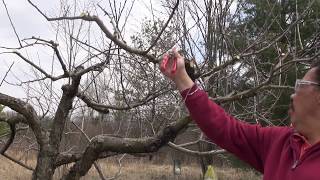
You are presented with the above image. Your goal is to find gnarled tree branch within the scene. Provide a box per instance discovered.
[63,116,191,180]
[0,94,43,145]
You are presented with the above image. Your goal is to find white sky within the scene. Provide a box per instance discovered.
[0,0,57,98]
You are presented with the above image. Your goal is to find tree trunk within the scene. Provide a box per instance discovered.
[32,146,56,180]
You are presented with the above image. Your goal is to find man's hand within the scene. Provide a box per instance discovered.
[160,48,194,92]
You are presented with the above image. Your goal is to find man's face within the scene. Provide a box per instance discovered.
[289,68,320,131]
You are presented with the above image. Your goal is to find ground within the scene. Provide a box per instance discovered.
[0,151,261,180]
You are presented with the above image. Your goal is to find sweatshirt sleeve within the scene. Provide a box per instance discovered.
[181,85,287,172]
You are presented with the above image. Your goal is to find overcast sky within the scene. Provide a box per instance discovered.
[0,0,57,46]
[0,0,57,98]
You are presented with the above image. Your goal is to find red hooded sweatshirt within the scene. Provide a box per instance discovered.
[181,85,320,180]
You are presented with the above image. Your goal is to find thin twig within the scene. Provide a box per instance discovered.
[27,36,69,75]
[105,154,126,180]
[145,0,180,53]
[72,121,107,180]
[1,0,22,47]
[2,51,68,81]
[77,86,171,111]
[2,153,34,171]
[168,142,226,156]
[0,62,14,87]
[94,162,106,180]
[27,0,157,63]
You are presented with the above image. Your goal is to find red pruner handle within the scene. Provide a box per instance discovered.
[171,57,177,74]
[160,54,169,73]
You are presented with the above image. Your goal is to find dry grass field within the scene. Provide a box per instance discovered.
[0,151,261,180]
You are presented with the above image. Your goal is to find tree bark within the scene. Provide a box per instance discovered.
[32,69,82,180]
[32,145,56,180]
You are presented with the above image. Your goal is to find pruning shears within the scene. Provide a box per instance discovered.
[160,52,177,74]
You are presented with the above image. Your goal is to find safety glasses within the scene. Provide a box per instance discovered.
[295,79,320,91]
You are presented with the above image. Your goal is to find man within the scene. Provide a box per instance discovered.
[160,49,320,179]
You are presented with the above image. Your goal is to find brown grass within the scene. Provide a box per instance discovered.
[0,152,261,180]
